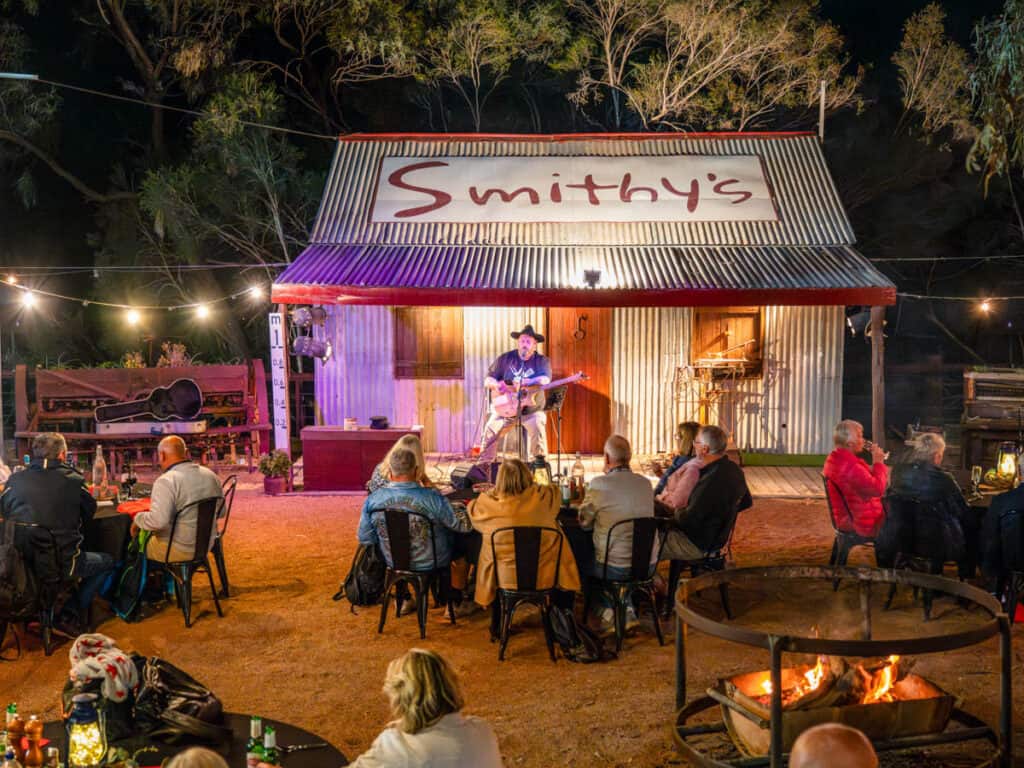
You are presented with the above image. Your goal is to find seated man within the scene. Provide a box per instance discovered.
[0,432,113,634]
[881,433,969,572]
[790,723,878,768]
[132,436,224,562]
[980,481,1024,588]
[578,435,656,580]
[358,448,472,572]
[661,426,752,560]
[823,419,888,538]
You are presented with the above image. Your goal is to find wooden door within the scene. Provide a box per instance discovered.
[545,308,612,454]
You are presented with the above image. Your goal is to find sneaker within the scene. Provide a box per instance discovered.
[443,601,480,620]
[397,596,418,617]
[625,605,640,633]
[597,607,616,638]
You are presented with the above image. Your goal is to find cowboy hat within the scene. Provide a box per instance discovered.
[511,324,545,343]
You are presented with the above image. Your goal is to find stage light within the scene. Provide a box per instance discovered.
[125,308,141,326]
[195,304,210,320]
[583,269,602,289]
[290,306,327,327]
[21,290,36,309]
[292,335,332,363]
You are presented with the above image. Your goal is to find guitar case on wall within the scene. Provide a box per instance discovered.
[95,378,204,423]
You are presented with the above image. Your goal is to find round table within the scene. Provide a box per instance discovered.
[44,713,347,767]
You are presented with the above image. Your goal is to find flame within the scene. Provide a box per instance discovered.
[861,655,900,704]
[759,656,826,699]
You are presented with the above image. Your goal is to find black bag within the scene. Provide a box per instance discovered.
[112,533,150,622]
[134,657,231,745]
[333,543,386,609]
[0,519,39,621]
[548,604,617,663]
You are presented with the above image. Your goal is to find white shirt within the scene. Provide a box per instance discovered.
[349,713,503,768]
[133,461,223,553]
[578,467,656,570]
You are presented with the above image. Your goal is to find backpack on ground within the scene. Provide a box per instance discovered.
[333,543,386,610]
[0,519,40,622]
[548,604,617,663]
[112,532,151,622]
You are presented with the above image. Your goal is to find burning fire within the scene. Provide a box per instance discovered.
[760,656,827,698]
[860,655,900,704]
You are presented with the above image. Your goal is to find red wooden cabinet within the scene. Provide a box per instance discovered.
[301,426,422,491]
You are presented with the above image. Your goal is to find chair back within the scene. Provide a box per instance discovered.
[382,508,438,572]
[823,475,854,534]
[490,526,563,592]
[218,475,238,536]
[6,520,64,585]
[166,497,223,563]
[602,517,661,581]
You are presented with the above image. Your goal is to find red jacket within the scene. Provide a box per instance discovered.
[823,448,888,537]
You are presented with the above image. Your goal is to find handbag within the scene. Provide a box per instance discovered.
[134,657,232,745]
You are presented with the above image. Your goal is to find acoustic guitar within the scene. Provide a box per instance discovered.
[94,378,204,423]
[490,372,588,419]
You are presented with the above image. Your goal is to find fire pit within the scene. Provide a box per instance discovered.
[672,565,1012,767]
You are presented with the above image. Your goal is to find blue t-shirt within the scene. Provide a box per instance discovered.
[487,351,552,415]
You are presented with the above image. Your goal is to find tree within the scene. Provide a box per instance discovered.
[892,3,973,142]
[967,0,1024,236]
[623,0,860,131]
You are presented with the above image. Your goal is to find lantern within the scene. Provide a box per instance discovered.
[530,455,552,486]
[66,693,106,768]
[996,442,1019,481]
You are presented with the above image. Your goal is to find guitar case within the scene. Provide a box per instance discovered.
[95,378,204,423]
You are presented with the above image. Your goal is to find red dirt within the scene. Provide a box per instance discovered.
[2,478,1022,766]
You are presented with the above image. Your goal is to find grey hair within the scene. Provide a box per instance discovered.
[32,433,67,461]
[604,434,632,465]
[389,447,418,477]
[833,419,863,448]
[700,425,728,455]
[910,433,945,463]
[165,748,229,768]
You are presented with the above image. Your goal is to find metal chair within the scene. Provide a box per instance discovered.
[992,508,1024,622]
[823,475,876,589]
[664,549,733,621]
[211,474,237,597]
[585,517,664,652]
[148,497,225,627]
[3,520,68,656]
[489,526,563,662]
[377,508,455,639]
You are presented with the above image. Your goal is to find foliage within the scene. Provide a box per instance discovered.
[967,0,1024,199]
[893,4,974,142]
[258,449,292,477]
[121,351,146,368]
[156,341,194,367]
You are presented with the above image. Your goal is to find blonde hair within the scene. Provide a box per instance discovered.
[675,422,701,457]
[383,648,464,734]
[910,433,945,464]
[833,419,863,448]
[381,434,428,484]
[492,459,533,499]
[165,748,229,768]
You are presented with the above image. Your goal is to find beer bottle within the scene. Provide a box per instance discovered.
[245,716,264,768]
[262,726,280,766]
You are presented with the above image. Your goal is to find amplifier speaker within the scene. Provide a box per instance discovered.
[450,461,500,489]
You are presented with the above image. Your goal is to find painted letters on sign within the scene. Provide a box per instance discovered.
[371,156,777,223]
[268,312,290,457]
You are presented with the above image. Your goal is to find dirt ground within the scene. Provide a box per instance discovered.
[2,475,1023,767]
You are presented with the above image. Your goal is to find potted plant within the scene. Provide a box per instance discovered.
[258,450,292,495]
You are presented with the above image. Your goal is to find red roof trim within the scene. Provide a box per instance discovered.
[337,131,816,143]
[272,283,896,308]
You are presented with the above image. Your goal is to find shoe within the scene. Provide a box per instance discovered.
[397,597,418,617]
[625,606,640,633]
[597,607,616,638]
[444,600,480,620]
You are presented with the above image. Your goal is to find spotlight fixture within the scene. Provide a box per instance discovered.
[583,269,602,289]
[290,306,327,327]
[292,335,332,363]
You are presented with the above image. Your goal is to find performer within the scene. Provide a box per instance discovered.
[479,325,552,462]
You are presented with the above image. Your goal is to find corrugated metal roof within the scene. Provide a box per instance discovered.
[272,243,895,306]
[309,133,854,247]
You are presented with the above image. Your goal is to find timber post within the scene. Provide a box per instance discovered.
[870,306,885,446]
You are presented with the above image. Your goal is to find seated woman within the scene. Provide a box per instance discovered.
[341,648,503,768]
[468,459,581,610]
[654,421,701,496]
[366,433,432,493]
[823,419,888,538]
[881,433,969,572]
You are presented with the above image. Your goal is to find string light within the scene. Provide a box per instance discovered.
[20,290,36,308]
[125,308,141,326]
[195,304,211,320]
[5,275,17,285]
[1,281,261,311]
[980,300,992,313]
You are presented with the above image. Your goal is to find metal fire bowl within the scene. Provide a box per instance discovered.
[675,565,1004,655]
[671,565,1012,768]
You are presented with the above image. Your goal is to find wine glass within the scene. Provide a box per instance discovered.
[970,464,982,495]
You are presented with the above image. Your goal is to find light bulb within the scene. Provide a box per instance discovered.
[21,290,36,309]
[125,308,140,326]
[195,304,210,320]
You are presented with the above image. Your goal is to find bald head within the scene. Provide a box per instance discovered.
[603,434,632,469]
[790,724,878,768]
[158,436,188,470]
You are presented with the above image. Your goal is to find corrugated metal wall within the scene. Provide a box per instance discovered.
[317,305,543,453]
[317,305,842,455]
[612,308,692,454]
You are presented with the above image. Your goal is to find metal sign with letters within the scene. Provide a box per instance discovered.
[371,155,777,224]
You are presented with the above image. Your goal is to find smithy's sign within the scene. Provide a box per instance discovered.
[370,155,777,224]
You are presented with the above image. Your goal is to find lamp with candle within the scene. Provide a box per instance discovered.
[530,455,552,486]
[996,441,1019,484]
[66,694,107,768]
